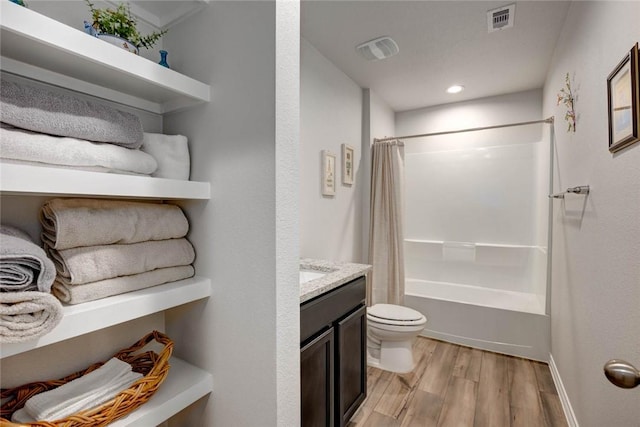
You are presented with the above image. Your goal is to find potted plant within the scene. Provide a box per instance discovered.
[85,0,167,54]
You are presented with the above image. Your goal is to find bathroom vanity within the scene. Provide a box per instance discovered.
[299,259,372,427]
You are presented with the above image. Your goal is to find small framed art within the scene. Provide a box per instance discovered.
[322,150,336,196]
[342,144,355,185]
[607,43,639,152]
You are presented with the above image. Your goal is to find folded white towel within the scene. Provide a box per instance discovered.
[47,238,195,285]
[141,132,190,180]
[0,225,56,292]
[13,357,142,423]
[40,198,189,250]
[0,124,157,175]
[0,158,151,176]
[52,265,195,304]
[0,291,63,343]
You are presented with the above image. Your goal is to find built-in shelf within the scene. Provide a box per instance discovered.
[0,1,211,114]
[110,357,213,427]
[0,3,214,424]
[0,163,210,200]
[0,277,211,359]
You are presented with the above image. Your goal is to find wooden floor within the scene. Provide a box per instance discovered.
[348,337,568,427]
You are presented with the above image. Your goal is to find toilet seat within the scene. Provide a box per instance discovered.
[367,304,426,327]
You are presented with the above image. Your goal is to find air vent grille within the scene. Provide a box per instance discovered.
[488,4,515,33]
[356,36,399,61]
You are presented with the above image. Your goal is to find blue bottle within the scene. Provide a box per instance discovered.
[158,50,170,68]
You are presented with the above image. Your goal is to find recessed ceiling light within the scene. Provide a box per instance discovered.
[447,85,465,94]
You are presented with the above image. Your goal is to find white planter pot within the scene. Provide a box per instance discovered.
[96,34,139,55]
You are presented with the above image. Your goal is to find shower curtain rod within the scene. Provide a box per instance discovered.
[373,116,554,143]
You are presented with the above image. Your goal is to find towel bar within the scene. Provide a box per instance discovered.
[549,185,590,199]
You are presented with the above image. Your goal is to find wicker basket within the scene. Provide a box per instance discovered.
[0,330,173,427]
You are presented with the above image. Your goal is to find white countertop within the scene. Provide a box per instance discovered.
[300,258,372,303]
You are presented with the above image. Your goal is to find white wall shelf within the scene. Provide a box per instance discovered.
[0,164,210,200]
[110,357,213,427]
[0,277,211,359]
[0,3,214,423]
[0,1,211,114]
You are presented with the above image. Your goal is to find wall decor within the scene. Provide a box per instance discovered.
[557,72,576,132]
[607,43,639,152]
[342,144,355,185]
[322,150,336,196]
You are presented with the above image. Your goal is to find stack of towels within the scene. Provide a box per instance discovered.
[41,198,196,305]
[0,225,63,343]
[11,357,142,423]
[0,79,190,180]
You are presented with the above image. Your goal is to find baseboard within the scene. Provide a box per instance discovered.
[418,328,547,362]
[549,354,579,427]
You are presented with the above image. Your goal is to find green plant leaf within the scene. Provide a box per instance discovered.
[85,0,167,49]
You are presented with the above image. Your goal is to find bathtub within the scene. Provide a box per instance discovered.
[404,240,550,361]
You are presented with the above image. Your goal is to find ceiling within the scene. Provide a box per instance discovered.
[301,1,571,112]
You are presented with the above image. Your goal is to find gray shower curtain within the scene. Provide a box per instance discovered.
[368,140,405,306]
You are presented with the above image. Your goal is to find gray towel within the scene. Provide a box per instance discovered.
[0,123,157,175]
[47,238,195,285]
[40,198,189,250]
[0,80,143,148]
[0,225,56,293]
[52,265,195,304]
[0,291,63,343]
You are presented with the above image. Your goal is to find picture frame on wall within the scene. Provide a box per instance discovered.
[607,43,639,153]
[322,150,336,196]
[342,144,355,185]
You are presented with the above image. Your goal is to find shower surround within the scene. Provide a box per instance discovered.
[399,118,551,361]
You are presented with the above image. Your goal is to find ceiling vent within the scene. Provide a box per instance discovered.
[356,36,399,61]
[487,3,515,33]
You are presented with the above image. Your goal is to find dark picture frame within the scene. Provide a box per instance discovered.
[607,43,639,152]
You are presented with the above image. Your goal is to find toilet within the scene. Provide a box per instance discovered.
[367,303,427,373]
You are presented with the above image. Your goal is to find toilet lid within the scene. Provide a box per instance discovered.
[367,304,425,323]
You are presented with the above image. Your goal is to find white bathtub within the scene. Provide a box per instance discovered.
[403,240,550,361]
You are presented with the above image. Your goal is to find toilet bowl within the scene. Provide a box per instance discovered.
[367,303,427,373]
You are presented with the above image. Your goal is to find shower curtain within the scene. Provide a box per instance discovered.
[368,140,405,306]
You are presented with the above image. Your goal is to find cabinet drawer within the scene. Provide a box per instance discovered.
[300,276,365,344]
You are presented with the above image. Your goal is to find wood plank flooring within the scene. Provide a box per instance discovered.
[347,337,568,427]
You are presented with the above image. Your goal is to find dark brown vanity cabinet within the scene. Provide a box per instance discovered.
[301,276,367,427]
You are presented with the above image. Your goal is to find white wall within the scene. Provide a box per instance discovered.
[396,89,543,146]
[300,38,364,262]
[163,2,299,426]
[396,90,548,244]
[542,2,640,426]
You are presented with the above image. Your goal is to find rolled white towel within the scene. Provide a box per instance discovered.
[0,291,63,343]
[140,132,190,180]
[13,357,142,423]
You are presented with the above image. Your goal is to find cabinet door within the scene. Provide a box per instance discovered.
[335,305,367,427]
[301,327,335,427]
